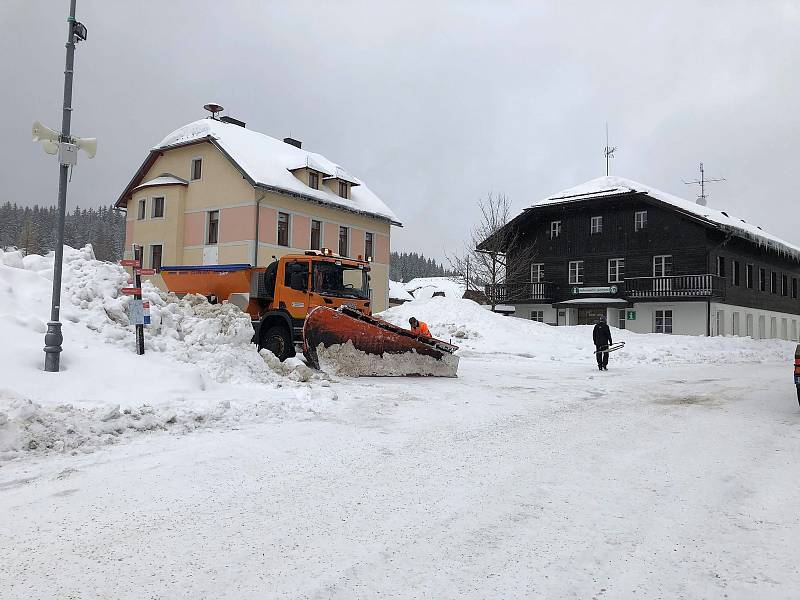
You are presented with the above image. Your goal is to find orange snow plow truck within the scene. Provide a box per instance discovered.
[160,251,459,377]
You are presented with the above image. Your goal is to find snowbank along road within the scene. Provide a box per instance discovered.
[1,247,799,599]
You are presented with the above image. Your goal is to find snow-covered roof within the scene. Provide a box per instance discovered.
[532,176,800,260]
[155,118,400,225]
[133,173,188,191]
[389,280,414,301]
[404,277,466,300]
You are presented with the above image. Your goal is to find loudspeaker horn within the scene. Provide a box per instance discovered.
[75,136,97,159]
[32,121,60,143]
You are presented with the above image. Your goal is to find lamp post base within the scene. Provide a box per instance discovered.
[44,321,63,372]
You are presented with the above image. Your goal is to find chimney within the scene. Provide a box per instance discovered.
[283,137,302,149]
[220,115,246,128]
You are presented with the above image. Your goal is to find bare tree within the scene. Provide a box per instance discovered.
[447,193,537,310]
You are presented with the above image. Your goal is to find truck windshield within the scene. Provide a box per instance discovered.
[313,261,370,300]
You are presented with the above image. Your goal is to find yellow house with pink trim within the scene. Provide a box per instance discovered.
[115,114,401,311]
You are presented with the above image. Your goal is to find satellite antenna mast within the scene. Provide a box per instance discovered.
[683,162,725,206]
[203,102,224,120]
[603,123,617,176]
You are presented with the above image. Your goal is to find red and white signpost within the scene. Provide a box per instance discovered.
[122,246,146,355]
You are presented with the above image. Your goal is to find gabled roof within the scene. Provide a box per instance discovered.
[117,118,401,225]
[528,175,800,260]
[133,173,188,192]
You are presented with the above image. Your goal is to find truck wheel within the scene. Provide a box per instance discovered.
[260,325,293,361]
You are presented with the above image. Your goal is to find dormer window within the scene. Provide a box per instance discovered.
[338,181,349,199]
[309,171,319,190]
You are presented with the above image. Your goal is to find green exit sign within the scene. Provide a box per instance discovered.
[627,310,637,321]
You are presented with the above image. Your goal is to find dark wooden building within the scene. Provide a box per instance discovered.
[488,176,800,337]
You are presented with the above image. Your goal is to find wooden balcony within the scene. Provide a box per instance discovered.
[485,281,554,303]
[624,274,725,299]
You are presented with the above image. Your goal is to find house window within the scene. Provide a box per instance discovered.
[655,309,673,334]
[364,232,374,261]
[151,196,165,219]
[746,314,754,338]
[653,255,673,277]
[732,260,740,286]
[732,312,740,336]
[191,158,202,181]
[635,211,648,231]
[770,317,778,338]
[338,181,349,199]
[530,310,544,322]
[137,199,146,220]
[716,256,725,278]
[531,263,544,283]
[207,210,219,245]
[309,171,319,190]
[793,278,798,299]
[746,264,753,289]
[568,260,584,285]
[550,221,562,239]
[310,220,322,250]
[277,212,290,247]
[150,244,163,271]
[716,310,726,336]
[771,271,778,294]
[608,258,625,283]
[618,308,626,330]
[759,267,766,292]
[590,216,603,234]
[782,274,788,296]
[338,226,349,256]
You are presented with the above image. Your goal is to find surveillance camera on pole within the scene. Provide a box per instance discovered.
[39,0,96,373]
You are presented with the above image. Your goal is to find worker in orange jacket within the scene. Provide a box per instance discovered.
[409,317,431,337]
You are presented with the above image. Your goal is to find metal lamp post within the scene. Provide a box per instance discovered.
[42,0,90,372]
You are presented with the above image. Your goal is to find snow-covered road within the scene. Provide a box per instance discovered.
[2,355,798,599]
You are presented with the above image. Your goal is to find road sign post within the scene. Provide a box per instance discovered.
[132,246,145,355]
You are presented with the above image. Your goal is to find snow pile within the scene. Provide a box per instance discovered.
[0,245,328,461]
[388,280,413,302]
[313,341,459,377]
[404,276,466,300]
[379,296,797,365]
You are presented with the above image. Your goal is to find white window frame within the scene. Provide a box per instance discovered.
[653,255,673,278]
[568,260,584,285]
[150,195,165,219]
[530,310,544,322]
[732,312,740,336]
[206,210,220,246]
[531,263,544,283]
[364,231,374,261]
[338,225,350,257]
[190,157,202,181]
[746,314,754,338]
[149,242,165,271]
[550,221,562,239]
[137,198,146,221]
[608,258,625,283]
[277,212,291,247]
[635,210,648,231]
[618,308,626,330]
[590,216,603,234]
[308,170,319,190]
[654,309,673,334]
[310,219,322,251]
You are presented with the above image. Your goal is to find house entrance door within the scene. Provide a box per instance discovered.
[577,307,606,325]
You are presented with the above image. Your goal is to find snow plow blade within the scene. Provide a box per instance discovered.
[303,306,459,377]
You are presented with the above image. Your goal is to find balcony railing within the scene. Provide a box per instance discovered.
[624,274,725,299]
[486,281,554,303]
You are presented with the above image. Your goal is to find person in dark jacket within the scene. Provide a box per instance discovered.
[592,315,613,371]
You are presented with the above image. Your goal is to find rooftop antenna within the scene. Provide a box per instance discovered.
[603,122,617,176]
[684,162,725,206]
[203,102,224,120]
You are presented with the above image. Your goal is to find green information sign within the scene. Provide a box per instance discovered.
[627,310,637,321]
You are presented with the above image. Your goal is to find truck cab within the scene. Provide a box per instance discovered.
[256,251,372,359]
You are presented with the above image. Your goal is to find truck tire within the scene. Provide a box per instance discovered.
[260,324,294,361]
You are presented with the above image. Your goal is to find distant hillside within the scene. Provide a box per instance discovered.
[390,251,455,282]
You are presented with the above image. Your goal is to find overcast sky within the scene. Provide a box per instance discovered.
[2,1,799,262]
